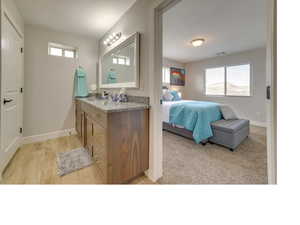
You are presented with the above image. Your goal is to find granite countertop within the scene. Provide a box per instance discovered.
[77,97,150,113]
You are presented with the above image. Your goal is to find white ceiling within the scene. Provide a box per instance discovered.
[163,0,267,63]
[14,0,136,39]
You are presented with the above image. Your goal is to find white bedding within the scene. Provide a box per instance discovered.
[162,100,194,123]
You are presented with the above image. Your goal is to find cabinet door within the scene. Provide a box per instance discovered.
[86,116,93,156]
[92,121,107,182]
[75,105,81,136]
[92,122,106,160]
[80,112,85,144]
[75,103,85,145]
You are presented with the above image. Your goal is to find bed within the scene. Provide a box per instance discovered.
[162,100,222,144]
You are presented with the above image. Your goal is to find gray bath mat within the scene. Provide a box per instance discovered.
[57,148,93,176]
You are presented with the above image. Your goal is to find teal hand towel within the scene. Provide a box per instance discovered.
[74,67,89,97]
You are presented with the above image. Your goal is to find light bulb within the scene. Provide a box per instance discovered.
[191,38,205,47]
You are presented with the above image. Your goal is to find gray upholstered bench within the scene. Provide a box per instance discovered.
[209,119,250,151]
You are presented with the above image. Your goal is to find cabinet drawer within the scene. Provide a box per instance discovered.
[81,102,107,128]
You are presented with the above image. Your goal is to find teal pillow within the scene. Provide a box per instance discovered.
[170,91,181,101]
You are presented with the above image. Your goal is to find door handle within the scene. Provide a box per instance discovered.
[3,98,13,104]
[266,86,271,100]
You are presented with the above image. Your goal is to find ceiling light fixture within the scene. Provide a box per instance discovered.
[191,38,205,47]
[103,32,122,46]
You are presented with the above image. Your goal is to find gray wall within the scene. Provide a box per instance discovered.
[24,25,98,137]
[163,57,184,69]
[98,0,152,97]
[184,48,267,124]
[2,0,24,34]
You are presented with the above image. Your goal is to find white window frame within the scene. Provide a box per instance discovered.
[204,63,252,97]
[48,42,78,59]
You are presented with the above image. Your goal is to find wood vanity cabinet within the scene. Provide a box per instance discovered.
[75,99,149,184]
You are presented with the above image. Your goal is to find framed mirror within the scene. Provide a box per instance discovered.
[100,32,140,89]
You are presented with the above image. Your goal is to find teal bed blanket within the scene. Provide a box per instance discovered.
[169,101,222,143]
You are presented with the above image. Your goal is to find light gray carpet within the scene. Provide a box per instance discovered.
[159,126,268,184]
[57,148,93,176]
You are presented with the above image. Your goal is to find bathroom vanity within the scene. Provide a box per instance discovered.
[76,32,149,184]
[75,97,149,184]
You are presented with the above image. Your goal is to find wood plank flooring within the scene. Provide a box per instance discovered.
[1,135,154,185]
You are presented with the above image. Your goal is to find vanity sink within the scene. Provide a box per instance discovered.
[86,97,96,102]
[76,97,149,113]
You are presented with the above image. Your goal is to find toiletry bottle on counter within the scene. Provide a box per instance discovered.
[119,88,128,102]
[89,84,97,95]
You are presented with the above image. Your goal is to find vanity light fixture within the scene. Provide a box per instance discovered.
[103,32,122,46]
[191,38,205,47]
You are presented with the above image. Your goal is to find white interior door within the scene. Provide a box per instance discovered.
[0,14,23,174]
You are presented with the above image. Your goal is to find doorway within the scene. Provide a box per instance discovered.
[153,0,276,184]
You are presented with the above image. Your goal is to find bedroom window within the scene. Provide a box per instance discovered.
[205,64,251,96]
[205,67,225,96]
[226,64,251,96]
[48,42,77,59]
[162,67,170,84]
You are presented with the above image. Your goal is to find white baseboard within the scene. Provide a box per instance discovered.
[22,128,77,145]
[250,121,267,128]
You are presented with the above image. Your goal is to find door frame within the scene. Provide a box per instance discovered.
[0,5,24,178]
[266,0,277,184]
[153,0,277,184]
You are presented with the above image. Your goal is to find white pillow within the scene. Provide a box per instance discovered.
[163,91,174,101]
[220,105,238,120]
